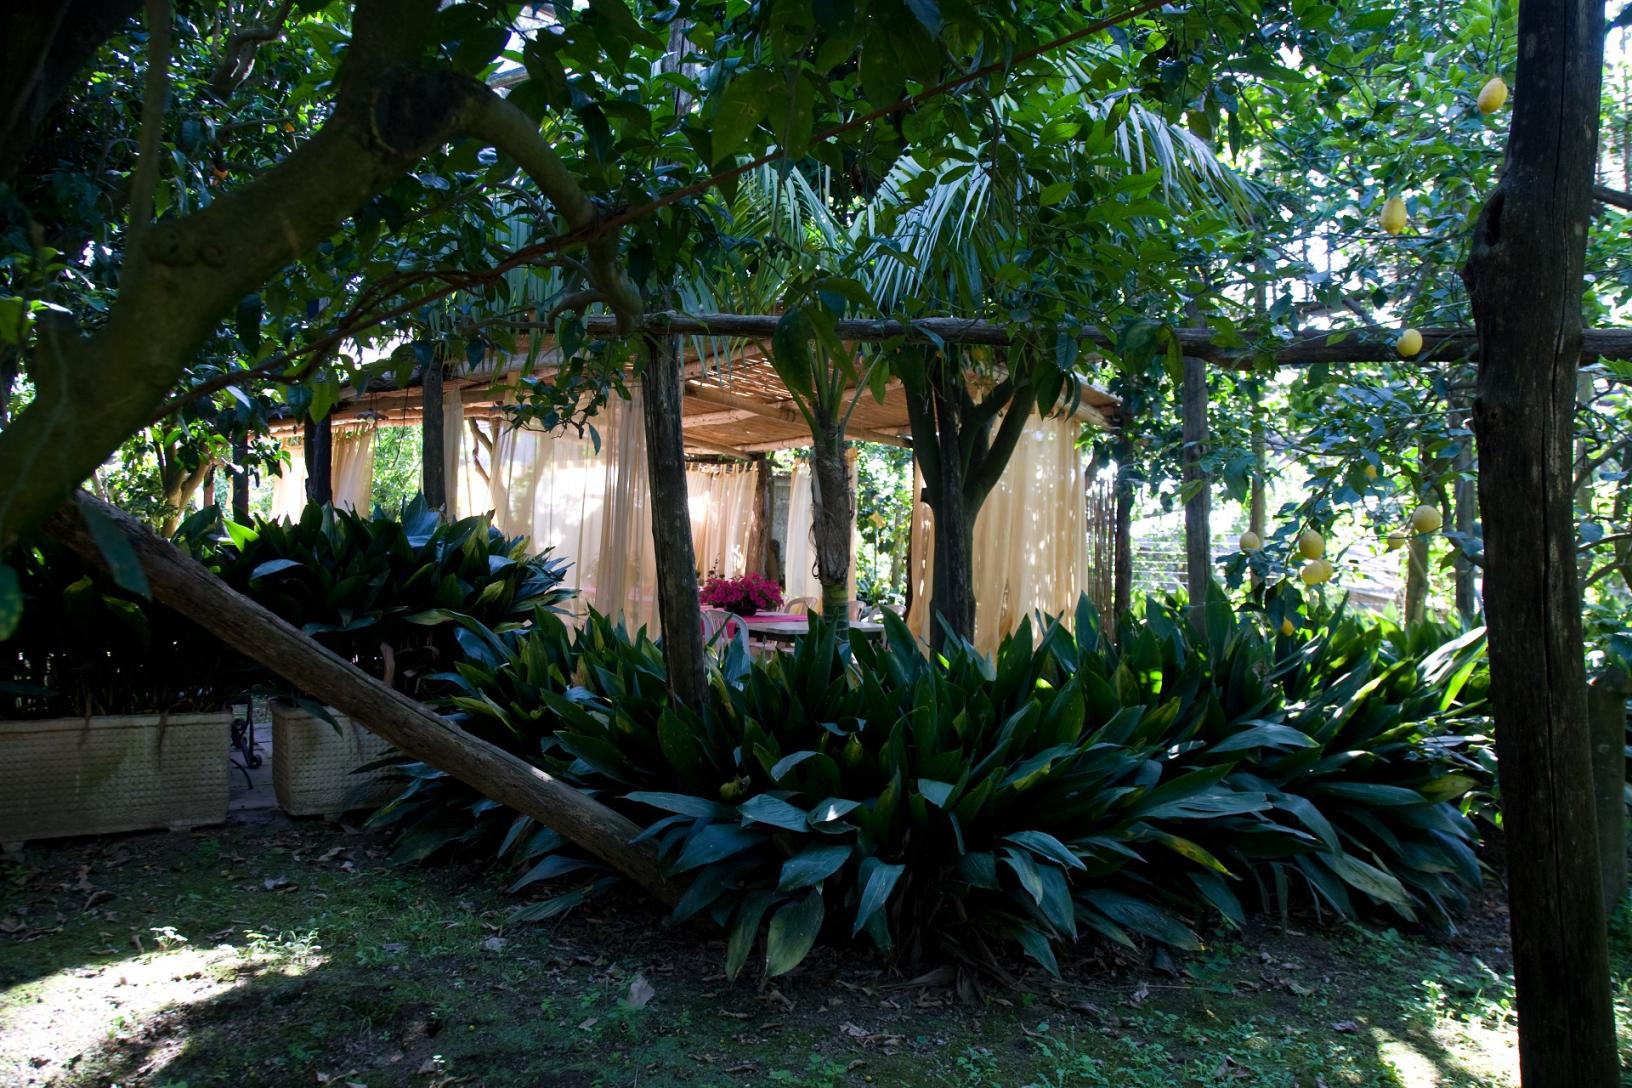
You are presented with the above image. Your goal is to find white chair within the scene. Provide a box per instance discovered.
[700,608,732,641]
[784,596,818,616]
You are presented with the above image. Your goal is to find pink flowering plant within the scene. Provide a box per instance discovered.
[698,572,783,615]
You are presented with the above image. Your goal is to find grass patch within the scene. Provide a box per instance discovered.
[3,817,1627,1087]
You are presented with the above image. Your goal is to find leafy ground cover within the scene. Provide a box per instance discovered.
[5,814,1631,1087]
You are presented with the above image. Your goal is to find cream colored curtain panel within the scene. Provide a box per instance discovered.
[687,464,756,580]
[441,385,465,519]
[906,411,1093,655]
[268,426,375,520]
[268,438,307,522]
[475,388,658,632]
[783,459,859,606]
[331,427,375,513]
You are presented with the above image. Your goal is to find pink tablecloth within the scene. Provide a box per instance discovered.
[749,611,806,623]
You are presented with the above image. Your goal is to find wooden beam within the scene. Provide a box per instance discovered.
[683,381,803,424]
[682,437,751,460]
[586,313,1632,370]
[683,407,759,427]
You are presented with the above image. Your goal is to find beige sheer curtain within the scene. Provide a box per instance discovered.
[687,464,756,579]
[906,412,1092,655]
[441,386,465,519]
[267,426,373,519]
[479,389,658,631]
[268,437,307,521]
[782,458,859,606]
[331,427,375,513]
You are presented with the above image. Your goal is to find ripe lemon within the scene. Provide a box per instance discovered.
[1410,504,1443,533]
[1280,617,1296,636]
[1477,76,1509,115]
[1297,529,1326,560]
[1396,328,1423,358]
[1299,558,1333,586]
[1364,464,1379,480]
[1381,196,1408,235]
[1239,530,1263,552]
[1386,532,1408,551]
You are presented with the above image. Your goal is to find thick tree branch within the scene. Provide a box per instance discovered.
[209,0,295,97]
[965,378,1038,506]
[124,0,172,281]
[461,87,641,332]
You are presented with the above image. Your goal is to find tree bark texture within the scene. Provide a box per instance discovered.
[641,334,707,709]
[231,434,251,523]
[1459,0,1619,1081]
[807,419,854,644]
[1404,534,1428,624]
[304,414,332,507]
[48,491,675,903]
[1181,355,1210,627]
[421,347,446,514]
[1588,667,1629,916]
[1452,412,1479,621]
[1113,466,1134,642]
[745,453,772,574]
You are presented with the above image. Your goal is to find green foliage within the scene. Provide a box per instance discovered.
[375,590,1488,981]
[0,538,254,718]
[190,495,574,699]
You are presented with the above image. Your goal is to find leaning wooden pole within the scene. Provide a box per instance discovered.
[47,492,677,905]
[1459,0,1619,1081]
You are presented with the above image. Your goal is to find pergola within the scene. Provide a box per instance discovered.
[264,320,1123,651]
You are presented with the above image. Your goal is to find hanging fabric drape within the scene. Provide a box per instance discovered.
[686,464,756,580]
[906,411,1094,655]
[782,458,859,607]
[441,385,465,519]
[267,426,374,520]
[268,437,307,522]
[476,389,658,632]
[330,426,376,513]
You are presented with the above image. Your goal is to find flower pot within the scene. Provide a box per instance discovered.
[270,702,398,817]
[0,713,231,844]
[727,603,758,617]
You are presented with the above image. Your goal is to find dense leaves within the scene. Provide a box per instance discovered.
[375,591,1489,980]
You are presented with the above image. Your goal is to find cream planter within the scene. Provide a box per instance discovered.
[270,703,397,817]
[0,713,230,843]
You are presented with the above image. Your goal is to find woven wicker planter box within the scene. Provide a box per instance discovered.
[0,713,230,844]
[271,702,398,817]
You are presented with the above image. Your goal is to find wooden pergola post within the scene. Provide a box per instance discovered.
[1181,354,1210,627]
[641,332,707,709]
[304,414,332,506]
[421,345,447,515]
[231,434,251,523]
[744,452,772,574]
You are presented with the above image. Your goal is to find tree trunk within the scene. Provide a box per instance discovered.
[745,453,772,574]
[1113,464,1134,642]
[808,419,854,643]
[1181,355,1210,627]
[1459,0,1619,1080]
[1588,667,1629,916]
[921,360,973,648]
[421,346,446,515]
[1403,532,1428,623]
[231,433,251,523]
[1249,391,1266,541]
[304,414,332,506]
[48,491,676,903]
[1453,408,1479,621]
[641,333,707,709]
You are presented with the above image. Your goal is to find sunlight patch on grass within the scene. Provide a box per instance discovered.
[0,935,324,1085]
